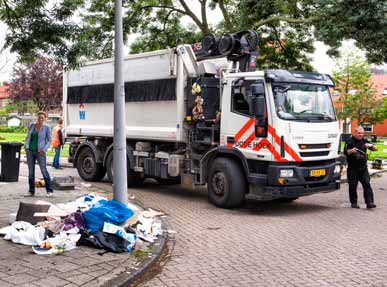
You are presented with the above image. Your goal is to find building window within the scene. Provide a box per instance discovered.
[363,123,373,132]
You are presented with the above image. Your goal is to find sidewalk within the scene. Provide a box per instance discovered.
[0,164,167,287]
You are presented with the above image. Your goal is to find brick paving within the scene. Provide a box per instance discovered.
[0,163,142,287]
[105,173,387,287]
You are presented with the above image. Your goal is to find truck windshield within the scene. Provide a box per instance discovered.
[272,83,336,122]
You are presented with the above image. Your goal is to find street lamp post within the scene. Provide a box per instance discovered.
[113,0,128,204]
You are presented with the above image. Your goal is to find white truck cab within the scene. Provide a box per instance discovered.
[65,31,341,208]
[216,70,340,202]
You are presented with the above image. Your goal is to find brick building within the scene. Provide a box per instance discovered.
[0,82,9,108]
[333,71,387,137]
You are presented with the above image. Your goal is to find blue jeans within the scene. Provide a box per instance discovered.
[53,146,61,168]
[27,151,53,194]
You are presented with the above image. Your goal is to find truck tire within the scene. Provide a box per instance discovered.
[207,157,246,208]
[105,152,142,187]
[76,147,106,182]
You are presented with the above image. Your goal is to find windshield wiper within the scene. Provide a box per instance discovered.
[307,113,333,121]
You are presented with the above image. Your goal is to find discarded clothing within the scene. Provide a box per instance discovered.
[42,220,65,235]
[78,231,132,253]
[64,211,85,231]
[103,223,137,251]
[83,199,134,233]
[4,221,45,246]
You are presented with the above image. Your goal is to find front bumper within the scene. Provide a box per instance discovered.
[246,160,341,201]
[246,181,340,201]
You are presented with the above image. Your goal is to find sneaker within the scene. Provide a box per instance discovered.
[351,203,360,209]
[46,192,53,197]
[24,192,35,197]
[366,203,376,209]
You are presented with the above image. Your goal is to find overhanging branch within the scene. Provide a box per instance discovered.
[255,16,317,28]
[218,0,234,31]
[178,0,207,32]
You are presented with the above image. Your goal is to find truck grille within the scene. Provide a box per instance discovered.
[300,151,329,157]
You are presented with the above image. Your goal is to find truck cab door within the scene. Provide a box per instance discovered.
[220,79,272,161]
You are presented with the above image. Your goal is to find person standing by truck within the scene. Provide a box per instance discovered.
[24,111,53,197]
[344,126,377,209]
[52,118,64,169]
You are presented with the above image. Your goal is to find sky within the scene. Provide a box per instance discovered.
[0,3,383,82]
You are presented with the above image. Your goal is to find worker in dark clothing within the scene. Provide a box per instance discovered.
[344,126,377,209]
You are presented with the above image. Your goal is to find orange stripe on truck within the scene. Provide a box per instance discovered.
[252,138,288,162]
[234,118,255,142]
[239,131,256,149]
[268,124,303,162]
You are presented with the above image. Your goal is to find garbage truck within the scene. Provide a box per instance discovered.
[64,30,341,208]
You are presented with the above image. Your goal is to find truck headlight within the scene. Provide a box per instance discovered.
[334,165,341,174]
[280,169,294,177]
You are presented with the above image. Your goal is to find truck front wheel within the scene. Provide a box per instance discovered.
[76,147,106,182]
[106,152,142,187]
[207,157,246,208]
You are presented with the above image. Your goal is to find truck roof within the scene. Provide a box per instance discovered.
[78,48,173,67]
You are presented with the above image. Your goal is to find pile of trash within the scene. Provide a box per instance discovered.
[0,193,163,255]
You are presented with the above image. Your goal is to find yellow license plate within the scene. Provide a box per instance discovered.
[310,169,326,177]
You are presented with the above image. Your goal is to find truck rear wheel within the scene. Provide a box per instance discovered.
[207,157,246,208]
[76,147,106,182]
[106,151,142,187]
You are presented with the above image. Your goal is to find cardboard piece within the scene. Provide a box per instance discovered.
[126,210,141,226]
[16,202,51,225]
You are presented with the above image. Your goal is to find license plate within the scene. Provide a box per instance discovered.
[310,169,326,177]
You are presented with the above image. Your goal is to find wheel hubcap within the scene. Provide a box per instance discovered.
[83,157,95,174]
[212,171,226,196]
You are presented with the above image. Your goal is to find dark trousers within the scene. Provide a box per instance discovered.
[27,151,53,194]
[53,146,61,168]
[347,166,374,205]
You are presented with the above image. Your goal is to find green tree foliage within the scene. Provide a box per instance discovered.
[333,52,386,126]
[313,0,386,63]
[2,100,39,115]
[0,0,385,69]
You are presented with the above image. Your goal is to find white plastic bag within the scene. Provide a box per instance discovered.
[32,229,81,255]
[3,221,45,246]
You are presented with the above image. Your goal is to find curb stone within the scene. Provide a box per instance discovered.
[102,214,170,287]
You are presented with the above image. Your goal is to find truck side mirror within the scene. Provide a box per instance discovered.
[250,96,265,118]
[251,83,265,96]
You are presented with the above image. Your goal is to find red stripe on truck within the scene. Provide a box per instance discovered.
[268,124,303,162]
[252,138,288,162]
[234,118,255,143]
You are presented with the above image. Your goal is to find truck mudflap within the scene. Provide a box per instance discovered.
[246,160,341,201]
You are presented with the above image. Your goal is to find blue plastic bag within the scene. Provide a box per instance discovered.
[83,199,134,233]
